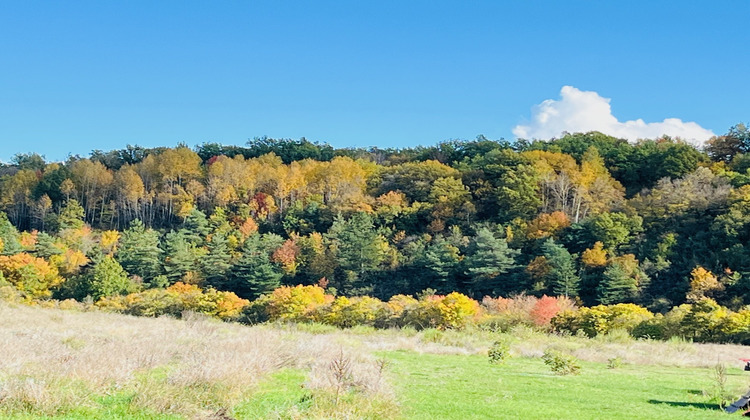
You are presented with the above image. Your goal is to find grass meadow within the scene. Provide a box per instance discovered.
[1,302,750,419]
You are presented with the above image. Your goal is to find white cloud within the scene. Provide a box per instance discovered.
[513,86,714,145]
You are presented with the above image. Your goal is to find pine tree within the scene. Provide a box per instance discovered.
[226,237,282,299]
[0,212,23,256]
[58,199,85,230]
[34,232,63,259]
[541,239,580,298]
[115,219,162,285]
[201,231,233,288]
[463,227,519,296]
[326,212,385,294]
[598,259,643,304]
[422,236,460,294]
[182,209,209,246]
[162,230,202,284]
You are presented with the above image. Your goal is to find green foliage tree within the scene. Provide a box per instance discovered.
[421,236,461,294]
[463,227,519,296]
[58,199,85,231]
[585,212,643,251]
[86,255,135,300]
[0,212,23,256]
[115,219,162,285]
[182,209,210,246]
[201,231,233,289]
[541,239,580,298]
[225,236,283,299]
[326,212,385,294]
[598,256,648,304]
[162,230,203,284]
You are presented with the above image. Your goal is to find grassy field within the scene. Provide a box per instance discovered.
[385,351,748,419]
[1,302,749,419]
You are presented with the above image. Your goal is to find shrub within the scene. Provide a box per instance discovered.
[719,309,750,344]
[439,292,481,329]
[406,292,480,330]
[376,294,418,328]
[480,295,575,332]
[323,296,385,328]
[551,303,653,337]
[480,295,536,330]
[607,357,622,369]
[542,349,581,375]
[258,285,333,323]
[530,295,572,327]
[679,298,729,342]
[96,282,249,320]
[97,288,181,317]
[632,304,690,340]
[57,298,84,311]
[488,339,511,364]
[183,286,249,320]
[420,328,444,343]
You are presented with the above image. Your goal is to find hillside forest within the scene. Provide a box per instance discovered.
[2,126,750,316]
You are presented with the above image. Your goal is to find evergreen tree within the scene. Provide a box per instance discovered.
[115,219,162,285]
[597,257,646,304]
[541,239,580,298]
[225,237,283,299]
[58,199,85,231]
[162,230,203,284]
[0,212,23,256]
[422,236,461,294]
[34,232,63,259]
[463,227,519,296]
[326,212,385,294]
[182,209,209,246]
[201,231,233,288]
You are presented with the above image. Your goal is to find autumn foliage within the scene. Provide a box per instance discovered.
[0,253,63,298]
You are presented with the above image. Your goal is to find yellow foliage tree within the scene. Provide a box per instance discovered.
[100,230,120,255]
[581,241,608,268]
[525,211,570,239]
[0,253,64,298]
[687,266,723,302]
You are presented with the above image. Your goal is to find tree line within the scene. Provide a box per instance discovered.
[1,126,750,312]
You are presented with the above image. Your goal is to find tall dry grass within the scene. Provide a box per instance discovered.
[0,303,394,418]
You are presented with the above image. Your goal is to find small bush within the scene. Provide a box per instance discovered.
[542,349,581,375]
[420,328,444,343]
[488,340,511,365]
[596,328,633,344]
[607,357,622,369]
[376,294,418,328]
[529,295,572,327]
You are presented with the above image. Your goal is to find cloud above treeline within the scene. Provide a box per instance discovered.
[512,86,715,145]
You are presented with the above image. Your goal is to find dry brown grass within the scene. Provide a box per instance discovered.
[0,303,394,418]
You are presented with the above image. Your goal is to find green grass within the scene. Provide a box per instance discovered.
[233,368,313,419]
[0,395,181,420]
[383,351,750,420]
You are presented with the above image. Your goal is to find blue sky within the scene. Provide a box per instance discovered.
[1,1,748,162]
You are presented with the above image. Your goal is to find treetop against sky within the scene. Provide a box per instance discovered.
[1,1,747,161]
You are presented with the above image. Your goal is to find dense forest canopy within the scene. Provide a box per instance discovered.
[2,125,750,312]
